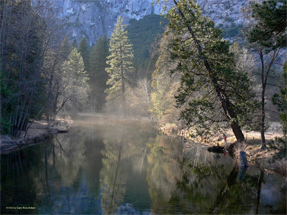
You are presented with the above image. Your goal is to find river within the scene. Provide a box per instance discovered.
[1,116,286,214]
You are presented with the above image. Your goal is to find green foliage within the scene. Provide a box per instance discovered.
[157,0,258,138]
[248,0,287,51]
[72,39,78,49]
[59,34,71,61]
[0,1,47,136]
[78,36,90,73]
[126,14,168,66]
[105,16,134,114]
[149,30,182,124]
[222,23,244,38]
[89,35,110,111]
[0,68,13,134]
[60,48,90,112]
[272,61,287,135]
[268,136,287,160]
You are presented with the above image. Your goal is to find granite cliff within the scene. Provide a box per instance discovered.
[53,0,250,44]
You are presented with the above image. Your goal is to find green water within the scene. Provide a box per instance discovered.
[1,118,286,214]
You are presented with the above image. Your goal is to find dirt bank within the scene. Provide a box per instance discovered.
[160,122,286,177]
[0,116,73,154]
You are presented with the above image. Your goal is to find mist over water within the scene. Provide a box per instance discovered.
[1,115,286,214]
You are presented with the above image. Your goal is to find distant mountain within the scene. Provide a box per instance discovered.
[53,0,163,45]
[53,0,250,45]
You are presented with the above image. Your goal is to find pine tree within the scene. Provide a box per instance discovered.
[78,36,90,74]
[156,0,258,142]
[59,34,71,61]
[105,16,134,115]
[89,35,110,111]
[72,39,78,49]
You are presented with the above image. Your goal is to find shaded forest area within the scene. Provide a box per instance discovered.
[1,0,286,158]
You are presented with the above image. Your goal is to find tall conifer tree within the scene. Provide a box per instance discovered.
[78,36,90,74]
[72,39,78,49]
[59,34,71,61]
[89,35,109,111]
[105,17,134,115]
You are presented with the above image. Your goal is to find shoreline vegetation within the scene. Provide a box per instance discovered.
[159,121,286,178]
[0,116,73,155]
[1,113,285,178]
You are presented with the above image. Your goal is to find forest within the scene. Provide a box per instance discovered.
[1,0,286,155]
[1,0,287,214]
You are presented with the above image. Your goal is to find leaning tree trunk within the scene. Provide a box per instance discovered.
[173,0,245,143]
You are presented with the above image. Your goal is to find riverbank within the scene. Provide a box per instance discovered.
[160,122,286,177]
[0,116,73,154]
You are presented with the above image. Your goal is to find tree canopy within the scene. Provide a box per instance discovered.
[155,0,258,141]
[248,0,287,51]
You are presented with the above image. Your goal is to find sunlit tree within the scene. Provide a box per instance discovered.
[155,0,258,141]
[105,16,134,115]
[59,48,90,112]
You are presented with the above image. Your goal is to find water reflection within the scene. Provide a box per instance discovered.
[100,128,126,214]
[145,135,286,214]
[1,119,286,214]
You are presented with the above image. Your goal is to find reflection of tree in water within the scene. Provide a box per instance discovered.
[146,135,186,214]
[82,124,105,199]
[1,145,45,214]
[50,126,86,189]
[145,135,273,214]
[100,129,127,214]
[100,125,154,214]
[175,162,259,214]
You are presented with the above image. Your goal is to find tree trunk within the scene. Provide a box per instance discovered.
[173,0,245,142]
[261,87,266,149]
[259,50,266,150]
[120,43,125,116]
[121,62,125,115]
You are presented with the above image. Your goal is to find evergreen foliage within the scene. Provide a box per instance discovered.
[156,0,258,141]
[0,0,47,136]
[126,14,168,64]
[149,30,182,124]
[105,16,134,115]
[72,39,78,49]
[247,0,287,149]
[89,35,110,111]
[222,23,244,39]
[248,0,287,51]
[78,36,90,73]
[272,61,287,135]
[59,34,71,61]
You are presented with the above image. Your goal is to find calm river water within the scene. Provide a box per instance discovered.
[1,116,286,214]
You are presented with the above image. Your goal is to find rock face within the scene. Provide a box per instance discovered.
[197,0,249,26]
[53,0,249,45]
[53,0,163,45]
